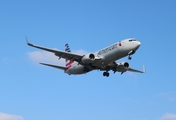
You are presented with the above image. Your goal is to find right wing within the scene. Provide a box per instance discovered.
[26,37,83,63]
[127,65,146,73]
[100,62,146,74]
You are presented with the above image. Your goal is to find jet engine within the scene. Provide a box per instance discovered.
[120,62,129,69]
[116,62,130,72]
[81,53,95,64]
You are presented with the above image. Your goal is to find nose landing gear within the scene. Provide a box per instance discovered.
[128,55,132,60]
[128,50,135,60]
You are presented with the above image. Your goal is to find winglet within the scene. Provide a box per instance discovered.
[142,65,146,73]
[25,36,33,46]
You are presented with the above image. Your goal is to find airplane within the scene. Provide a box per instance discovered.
[26,37,145,77]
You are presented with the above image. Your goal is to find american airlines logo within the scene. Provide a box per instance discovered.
[97,43,119,55]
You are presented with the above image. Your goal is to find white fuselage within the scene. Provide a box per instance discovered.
[65,38,141,75]
[65,39,140,74]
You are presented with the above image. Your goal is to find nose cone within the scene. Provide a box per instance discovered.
[137,41,141,47]
[134,41,141,50]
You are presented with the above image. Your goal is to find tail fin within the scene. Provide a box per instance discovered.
[65,44,74,68]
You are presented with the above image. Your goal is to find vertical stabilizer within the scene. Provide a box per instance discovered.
[65,44,74,68]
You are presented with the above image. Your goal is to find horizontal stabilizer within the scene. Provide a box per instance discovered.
[40,63,66,70]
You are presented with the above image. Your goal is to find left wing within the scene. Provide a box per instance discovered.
[26,37,83,63]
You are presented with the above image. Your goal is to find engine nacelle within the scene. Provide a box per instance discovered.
[120,62,129,69]
[81,53,95,64]
[116,62,130,72]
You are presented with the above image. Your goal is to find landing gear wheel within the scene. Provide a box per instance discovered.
[128,56,132,60]
[103,72,110,77]
[103,72,106,76]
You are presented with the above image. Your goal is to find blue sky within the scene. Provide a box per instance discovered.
[1,0,176,120]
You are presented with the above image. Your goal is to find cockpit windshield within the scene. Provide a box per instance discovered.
[129,39,136,42]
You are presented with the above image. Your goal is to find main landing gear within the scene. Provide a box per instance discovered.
[103,71,109,77]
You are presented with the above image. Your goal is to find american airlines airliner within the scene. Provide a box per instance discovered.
[26,38,145,77]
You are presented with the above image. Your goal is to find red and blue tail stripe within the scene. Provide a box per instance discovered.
[65,44,74,69]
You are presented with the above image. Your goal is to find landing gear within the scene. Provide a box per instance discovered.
[128,55,132,60]
[128,50,135,60]
[103,72,109,77]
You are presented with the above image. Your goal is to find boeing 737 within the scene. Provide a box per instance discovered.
[26,37,145,77]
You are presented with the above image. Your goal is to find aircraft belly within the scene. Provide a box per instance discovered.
[68,65,86,75]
